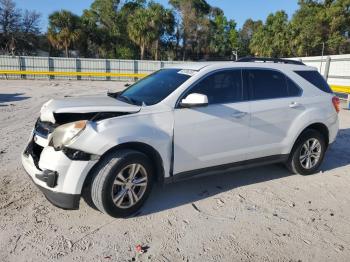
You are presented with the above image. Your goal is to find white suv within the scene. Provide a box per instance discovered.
[22,58,340,218]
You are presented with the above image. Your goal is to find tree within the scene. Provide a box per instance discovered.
[169,0,211,60]
[89,0,120,42]
[16,10,41,54]
[290,1,326,56]
[327,0,350,54]
[22,10,40,34]
[209,7,239,59]
[169,0,210,14]
[290,0,350,56]
[0,0,20,34]
[127,6,153,59]
[125,2,174,60]
[238,19,263,57]
[117,0,145,58]
[48,10,81,57]
[78,0,143,59]
[0,0,42,55]
[2,0,349,60]
[148,2,174,60]
[250,11,291,57]
[0,0,20,54]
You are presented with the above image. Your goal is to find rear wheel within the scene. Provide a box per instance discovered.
[90,150,154,218]
[286,129,326,175]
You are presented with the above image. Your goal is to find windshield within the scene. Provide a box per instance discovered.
[118,68,193,106]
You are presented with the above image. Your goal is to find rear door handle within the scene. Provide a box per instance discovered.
[231,112,248,119]
[289,102,302,108]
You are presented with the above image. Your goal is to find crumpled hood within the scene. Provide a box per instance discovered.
[40,96,141,123]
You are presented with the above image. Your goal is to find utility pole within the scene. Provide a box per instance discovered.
[232,49,238,61]
[320,42,325,73]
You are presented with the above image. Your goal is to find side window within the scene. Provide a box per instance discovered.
[188,70,243,104]
[295,70,333,94]
[244,69,289,100]
[286,77,302,97]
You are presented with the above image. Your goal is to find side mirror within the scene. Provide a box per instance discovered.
[124,83,131,87]
[180,93,208,108]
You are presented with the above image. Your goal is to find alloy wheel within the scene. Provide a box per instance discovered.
[111,163,148,209]
[299,138,322,169]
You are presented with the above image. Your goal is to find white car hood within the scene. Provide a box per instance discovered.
[40,96,141,123]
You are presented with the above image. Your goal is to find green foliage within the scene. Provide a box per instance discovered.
[168,0,235,60]
[209,9,238,58]
[169,0,210,14]
[250,11,291,57]
[127,6,154,59]
[146,2,175,60]
[290,0,350,56]
[3,0,350,59]
[0,0,41,55]
[238,19,263,57]
[48,10,81,57]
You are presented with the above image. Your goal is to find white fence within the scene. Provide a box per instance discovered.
[295,54,350,87]
[0,55,350,88]
[0,56,187,81]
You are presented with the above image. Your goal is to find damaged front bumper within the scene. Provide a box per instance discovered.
[22,133,98,210]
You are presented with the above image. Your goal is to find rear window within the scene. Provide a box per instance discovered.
[243,69,289,100]
[295,70,333,94]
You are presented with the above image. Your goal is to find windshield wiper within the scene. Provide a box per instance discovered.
[118,94,140,105]
[118,95,133,104]
[107,91,120,98]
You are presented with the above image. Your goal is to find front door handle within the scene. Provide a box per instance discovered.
[231,112,248,119]
[289,102,302,108]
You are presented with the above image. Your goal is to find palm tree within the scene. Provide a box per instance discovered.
[47,10,81,57]
[148,2,175,60]
[127,8,153,60]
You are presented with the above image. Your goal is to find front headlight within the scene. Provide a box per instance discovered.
[51,120,87,149]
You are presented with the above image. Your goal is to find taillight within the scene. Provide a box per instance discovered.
[332,96,341,113]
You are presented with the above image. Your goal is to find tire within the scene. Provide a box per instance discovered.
[89,149,154,218]
[286,129,326,175]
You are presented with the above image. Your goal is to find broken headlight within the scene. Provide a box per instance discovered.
[62,147,99,161]
[51,120,87,150]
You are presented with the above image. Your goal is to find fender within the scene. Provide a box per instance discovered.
[68,111,174,182]
[283,106,335,154]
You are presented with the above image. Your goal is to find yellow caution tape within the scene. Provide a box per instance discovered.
[0,70,147,78]
[330,85,350,94]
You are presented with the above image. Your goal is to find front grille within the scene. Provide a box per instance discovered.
[34,119,56,138]
[24,138,44,170]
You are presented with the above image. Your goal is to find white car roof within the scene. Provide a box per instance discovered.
[167,61,316,72]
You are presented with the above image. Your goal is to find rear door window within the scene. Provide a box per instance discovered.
[286,77,302,97]
[243,69,289,100]
[295,70,332,94]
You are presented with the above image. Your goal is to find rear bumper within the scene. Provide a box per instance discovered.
[327,114,339,145]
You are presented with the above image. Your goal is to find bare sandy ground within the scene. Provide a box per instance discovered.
[0,80,350,262]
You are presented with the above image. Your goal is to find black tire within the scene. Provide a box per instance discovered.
[286,129,326,175]
[89,149,154,218]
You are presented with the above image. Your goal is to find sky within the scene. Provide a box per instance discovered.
[14,0,299,32]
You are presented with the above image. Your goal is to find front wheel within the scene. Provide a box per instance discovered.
[90,150,154,218]
[286,129,326,175]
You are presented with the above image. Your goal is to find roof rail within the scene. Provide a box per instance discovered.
[237,57,305,66]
